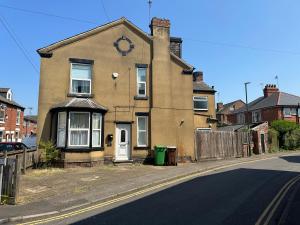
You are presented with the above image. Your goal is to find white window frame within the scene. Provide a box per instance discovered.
[0,109,4,123]
[16,110,21,125]
[136,67,147,97]
[283,108,292,117]
[57,112,67,147]
[70,63,92,95]
[252,110,262,123]
[15,131,19,141]
[92,113,102,147]
[196,128,211,131]
[137,116,148,147]
[193,96,208,111]
[68,112,90,147]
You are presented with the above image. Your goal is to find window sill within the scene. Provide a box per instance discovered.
[194,109,208,112]
[67,93,94,98]
[134,146,150,150]
[134,96,149,100]
[60,147,104,152]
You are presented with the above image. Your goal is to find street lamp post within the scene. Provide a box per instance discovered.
[244,82,251,157]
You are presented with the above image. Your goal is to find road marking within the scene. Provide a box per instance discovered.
[18,155,298,225]
[255,174,300,225]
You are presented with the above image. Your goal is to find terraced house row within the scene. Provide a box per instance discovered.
[37,17,217,166]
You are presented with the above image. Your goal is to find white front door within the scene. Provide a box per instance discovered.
[115,124,131,161]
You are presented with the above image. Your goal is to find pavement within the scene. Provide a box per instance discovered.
[0,151,300,224]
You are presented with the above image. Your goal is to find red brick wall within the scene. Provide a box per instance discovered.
[22,119,37,137]
[0,103,24,142]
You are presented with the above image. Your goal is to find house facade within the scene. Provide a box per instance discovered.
[216,100,245,126]
[227,84,300,125]
[36,17,214,166]
[22,115,37,137]
[0,88,25,142]
[193,72,217,130]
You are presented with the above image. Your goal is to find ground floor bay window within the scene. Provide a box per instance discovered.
[55,111,104,149]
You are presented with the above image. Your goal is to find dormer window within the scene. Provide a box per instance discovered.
[70,63,92,94]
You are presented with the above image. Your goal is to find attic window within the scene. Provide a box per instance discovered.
[193,96,208,111]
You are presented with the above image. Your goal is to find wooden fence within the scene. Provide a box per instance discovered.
[195,131,249,160]
[0,156,21,204]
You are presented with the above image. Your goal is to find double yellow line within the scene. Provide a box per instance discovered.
[18,155,295,225]
[255,174,300,225]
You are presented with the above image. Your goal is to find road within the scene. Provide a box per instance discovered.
[18,154,300,225]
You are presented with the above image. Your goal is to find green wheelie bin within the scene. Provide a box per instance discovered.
[154,145,167,166]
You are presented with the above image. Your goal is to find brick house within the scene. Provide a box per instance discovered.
[227,84,300,125]
[0,88,25,142]
[216,100,245,126]
[22,115,37,137]
[36,17,216,166]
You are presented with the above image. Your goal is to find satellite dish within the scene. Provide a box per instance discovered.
[112,73,119,79]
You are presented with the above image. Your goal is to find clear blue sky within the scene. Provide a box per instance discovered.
[1,0,300,115]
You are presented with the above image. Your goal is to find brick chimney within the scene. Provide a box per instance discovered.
[263,84,279,98]
[217,102,224,112]
[193,71,203,82]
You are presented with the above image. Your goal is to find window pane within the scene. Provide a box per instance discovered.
[57,130,66,147]
[72,64,91,79]
[70,130,88,145]
[70,113,89,128]
[138,117,146,130]
[138,131,147,146]
[92,130,100,146]
[138,83,146,95]
[57,112,66,147]
[137,68,146,82]
[194,100,208,110]
[72,80,90,94]
[92,113,101,129]
[121,130,126,142]
[0,111,4,122]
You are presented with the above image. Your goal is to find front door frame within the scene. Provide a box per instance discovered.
[115,123,132,161]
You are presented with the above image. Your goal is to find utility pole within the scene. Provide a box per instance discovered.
[245,82,251,156]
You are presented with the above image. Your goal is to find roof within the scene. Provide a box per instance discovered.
[0,95,24,109]
[24,115,37,123]
[0,88,10,93]
[51,98,108,111]
[218,122,267,132]
[217,100,245,114]
[37,17,193,71]
[193,81,216,93]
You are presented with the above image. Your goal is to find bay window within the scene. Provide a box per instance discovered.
[0,109,4,123]
[16,110,21,125]
[137,67,146,97]
[137,116,148,147]
[71,63,92,94]
[193,96,208,111]
[57,112,66,147]
[69,112,90,147]
[92,113,102,147]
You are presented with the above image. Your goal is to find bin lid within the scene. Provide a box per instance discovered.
[167,146,177,149]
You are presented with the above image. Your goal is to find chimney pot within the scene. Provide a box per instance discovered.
[217,102,224,111]
[193,71,203,82]
[264,84,279,98]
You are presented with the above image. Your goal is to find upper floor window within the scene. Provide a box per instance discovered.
[283,108,299,117]
[193,96,208,111]
[16,110,21,125]
[237,113,245,124]
[137,67,146,97]
[252,111,261,123]
[0,109,4,123]
[71,63,92,94]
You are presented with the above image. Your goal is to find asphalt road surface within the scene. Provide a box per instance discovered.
[20,154,300,225]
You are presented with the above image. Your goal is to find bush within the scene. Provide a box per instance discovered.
[268,128,279,152]
[271,120,299,148]
[284,128,300,150]
[39,141,59,167]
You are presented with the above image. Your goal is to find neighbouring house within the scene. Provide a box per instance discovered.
[227,84,300,125]
[22,115,37,137]
[0,88,25,142]
[216,100,245,126]
[193,71,217,131]
[36,17,216,166]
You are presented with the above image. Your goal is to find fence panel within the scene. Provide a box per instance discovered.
[195,131,249,160]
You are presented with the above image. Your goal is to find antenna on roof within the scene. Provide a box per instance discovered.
[148,0,152,25]
[260,83,264,90]
[27,107,33,115]
[275,75,279,88]
[217,92,220,102]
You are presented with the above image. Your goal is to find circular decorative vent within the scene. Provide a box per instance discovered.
[114,36,134,56]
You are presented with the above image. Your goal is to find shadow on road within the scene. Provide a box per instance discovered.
[72,168,300,225]
[279,155,300,164]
